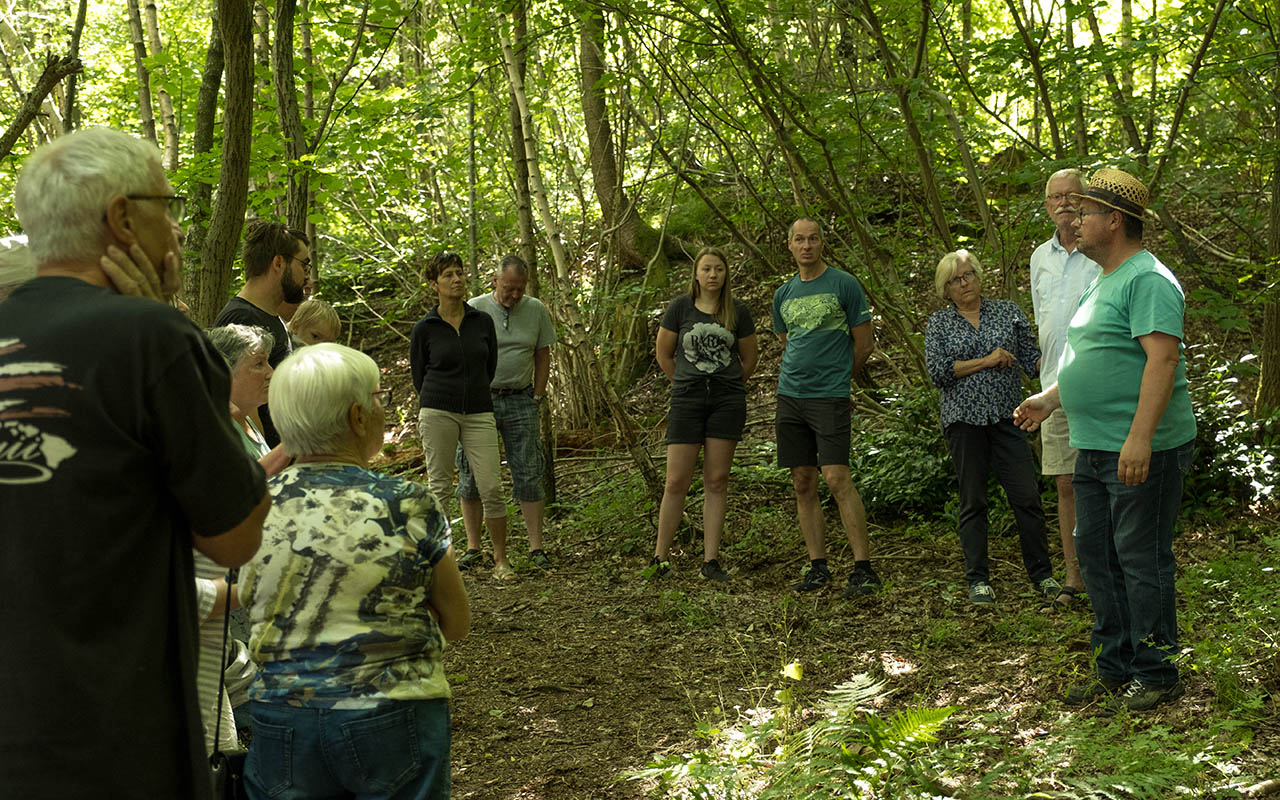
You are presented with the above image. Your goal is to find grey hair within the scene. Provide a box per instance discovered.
[498,254,529,278]
[934,249,983,300]
[15,128,166,266]
[787,217,823,240]
[206,324,275,374]
[269,343,380,457]
[1044,168,1084,196]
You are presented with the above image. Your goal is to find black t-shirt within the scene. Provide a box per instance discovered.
[659,294,755,392]
[214,295,293,445]
[0,277,267,800]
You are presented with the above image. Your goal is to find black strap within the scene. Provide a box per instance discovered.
[211,567,238,757]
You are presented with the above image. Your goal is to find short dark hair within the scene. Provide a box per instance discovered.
[243,220,309,279]
[788,217,822,240]
[425,251,464,282]
[1121,212,1144,241]
[499,254,528,278]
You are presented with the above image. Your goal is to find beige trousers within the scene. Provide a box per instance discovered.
[418,407,505,518]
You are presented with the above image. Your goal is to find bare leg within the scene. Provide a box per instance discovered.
[488,514,510,569]
[792,466,826,560]
[655,443,702,560]
[1057,473,1084,590]
[459,498,484,553]
[821,464,870,561]
[518,500,545,551]
[701,438,737,562]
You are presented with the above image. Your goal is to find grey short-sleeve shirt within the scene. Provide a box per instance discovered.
[468,293,556,390]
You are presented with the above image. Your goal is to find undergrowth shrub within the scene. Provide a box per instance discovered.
[851,390,953,518]
[628,672,954,798]
[1184,352,1280,517]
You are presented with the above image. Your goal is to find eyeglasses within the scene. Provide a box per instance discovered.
[1075,210,1110,223]
[947,270,977,287]
[1045,192,1072,202]
[292,256,312,270]
[371,388,391,407]
[128,194,185,222]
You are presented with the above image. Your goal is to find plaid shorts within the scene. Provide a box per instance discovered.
[457,387,546,502]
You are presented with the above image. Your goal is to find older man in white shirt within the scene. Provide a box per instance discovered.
[1029,168,1100,609]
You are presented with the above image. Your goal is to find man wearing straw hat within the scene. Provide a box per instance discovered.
[1014,168,1195,712]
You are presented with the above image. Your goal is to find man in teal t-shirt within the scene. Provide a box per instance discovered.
[771,217,880,598]
[1015,169,1195,713]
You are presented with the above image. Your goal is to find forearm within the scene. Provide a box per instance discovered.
[952,357,990,378]
[1127,358,1176,444]
[656,355,676,381]
[533,348,551,395]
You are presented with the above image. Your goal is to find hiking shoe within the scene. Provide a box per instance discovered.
[529,549,551,569]
[1064,675,1127,706]
[456,549,483,571]
[792,562,832,593]
[1120,679,1184,712]
[646,556,671,578]
[700,559,731,583]
[968,581,996,605]
[1036,576,1063,600]
[841,567,883,599]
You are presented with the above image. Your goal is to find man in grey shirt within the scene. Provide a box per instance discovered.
[457,255,557,568]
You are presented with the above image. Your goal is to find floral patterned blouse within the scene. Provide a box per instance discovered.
[240,463,452,708]
[924,298,1040,429]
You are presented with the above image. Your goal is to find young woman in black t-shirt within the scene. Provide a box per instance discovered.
[651,247,758,583]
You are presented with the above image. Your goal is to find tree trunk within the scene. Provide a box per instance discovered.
[184,4,224,305]
[61,0,87,132]
[125,0,157,143]
[195,0,254,328]
[143,0,179,169]
[501,22,663,509]
[507,0,539,296]
[273,0,309,231]
[1002,0,1063,158]
[1065,7,1086,155]
[1257,42,1280,413]
[0,54,81,161]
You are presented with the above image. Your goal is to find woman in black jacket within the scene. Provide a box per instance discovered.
[411,252,513,579]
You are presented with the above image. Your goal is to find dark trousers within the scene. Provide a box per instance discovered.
[944,420,1053,585]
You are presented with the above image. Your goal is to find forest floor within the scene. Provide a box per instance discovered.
[371,431,1279,799]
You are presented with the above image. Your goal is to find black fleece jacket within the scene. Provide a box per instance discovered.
[409,304,497,413]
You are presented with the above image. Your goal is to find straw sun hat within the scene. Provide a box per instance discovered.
[1070,168,1149,219]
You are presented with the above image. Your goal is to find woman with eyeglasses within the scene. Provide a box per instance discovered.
[240,343,469,799]
[924,250,1060,608]
[410,251,513,579]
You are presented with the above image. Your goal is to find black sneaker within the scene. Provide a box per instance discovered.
[456,549,483,571]
[792,562,831,593]
[968,581,996,605]
[700,559,730,583]
[1120,679,1184,712]
[1064,674,1127,706]
[529,549,551,569]
[646,556,671,578]
[841,567,882,598]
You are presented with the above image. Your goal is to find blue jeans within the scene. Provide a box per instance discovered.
[245,699,451,800]
[457,388,545,502]
[1073,441,1193,685]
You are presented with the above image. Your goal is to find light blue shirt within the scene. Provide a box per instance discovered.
[1030,231,1100,388]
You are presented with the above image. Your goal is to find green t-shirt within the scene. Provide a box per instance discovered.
[1057,250,1196,452]
[772,266,871,398]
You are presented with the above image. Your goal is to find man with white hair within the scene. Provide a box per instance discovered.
[1029,168,1100,609]
[0,128,271,799]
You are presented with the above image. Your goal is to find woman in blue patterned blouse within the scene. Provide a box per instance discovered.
[924,250,1061,607]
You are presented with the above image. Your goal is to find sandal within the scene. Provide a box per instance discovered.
[1052,585,1085,610]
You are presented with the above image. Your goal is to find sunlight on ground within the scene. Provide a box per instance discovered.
[878,650,917,676]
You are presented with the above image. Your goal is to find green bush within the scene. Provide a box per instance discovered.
[851,390,954,518]
[1184,352,1280,516]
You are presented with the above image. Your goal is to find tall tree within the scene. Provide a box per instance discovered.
[125,0,157,143]
[142,0,179,169]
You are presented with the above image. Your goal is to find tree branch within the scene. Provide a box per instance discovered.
[0,54,81,162]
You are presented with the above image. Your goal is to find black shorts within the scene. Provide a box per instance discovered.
[666,381,747,444]
[776,395,851,468]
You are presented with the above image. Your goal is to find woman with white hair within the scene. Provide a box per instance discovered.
[924,250,1060,608]
[240,343,469,800]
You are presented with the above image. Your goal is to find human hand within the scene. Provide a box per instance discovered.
[1013,393,1053,432]
[987,346,1015,369]
[100,243,179,302]
[1117,435,1151,486]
